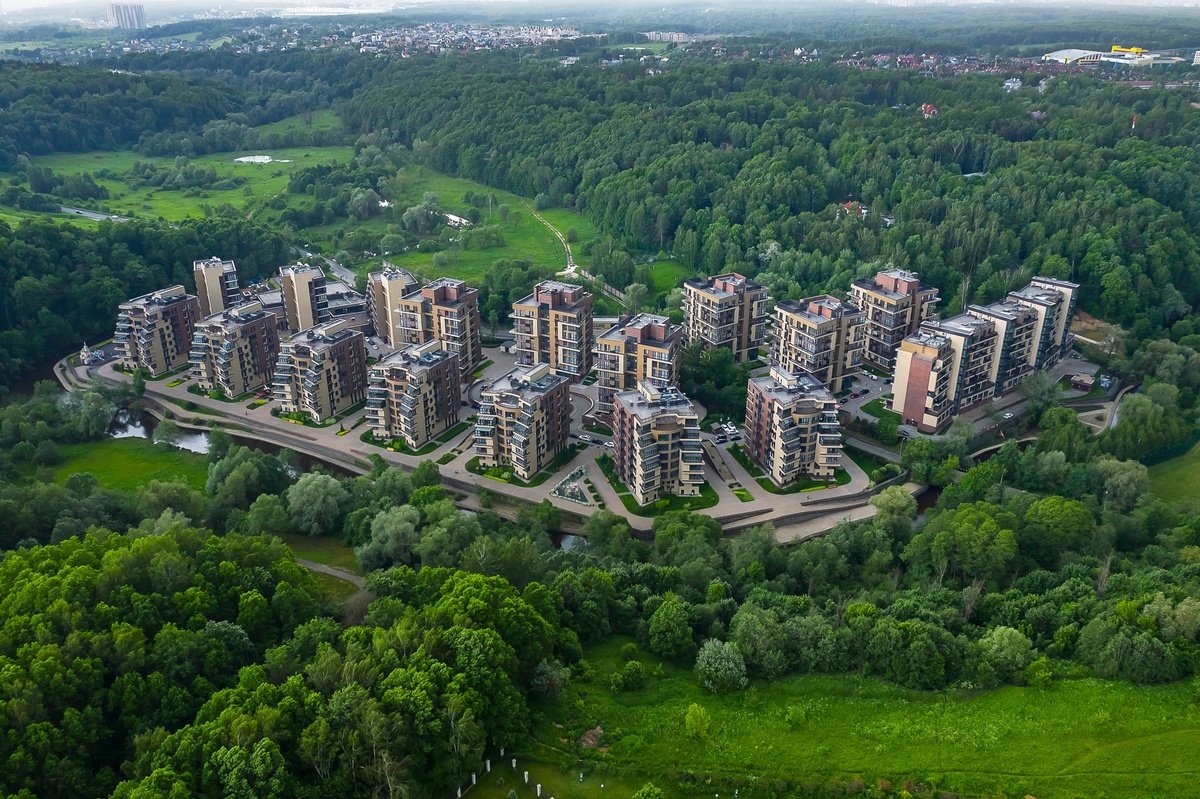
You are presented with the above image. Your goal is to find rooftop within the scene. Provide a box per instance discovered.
[614,380,697,421]
[928,313,995,338]
[482,362,568,402]
[194,256,236,274]
[597,312,676,343]
[969,300,1032,323]
[372,341,457,374]
[280,263,326,279]
[750,365,835,405]
[285,318,359,350]
[904,329,952,350]
[123,285,193,310]
[684,272,763,300]
[197,300,270,329]
[1008,284,1065,306]
[776,295,861,324]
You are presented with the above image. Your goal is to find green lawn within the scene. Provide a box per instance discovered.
[727,443,765,477]
[861,397,901,423]
[308,571,359,602]
[757,468,851,495]
[254,109,343,137]
[1148,442,1200,503]
[277,533,360,574]
[645,258,693,299]
[54,438,208,491]
[844,445,889,474]
[530,637,1200,799]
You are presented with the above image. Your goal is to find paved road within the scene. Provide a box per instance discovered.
[295,558,365,587]
[60,206,130,222]
[298,248,357,284]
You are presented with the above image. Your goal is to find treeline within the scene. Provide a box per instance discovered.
[342,53,1200,345]
[0,216,290,394]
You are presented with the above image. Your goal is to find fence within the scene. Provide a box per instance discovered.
[1138,429,1200,467]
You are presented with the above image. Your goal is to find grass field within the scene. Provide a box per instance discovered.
[861,397,901,423]
[54,438,208,491]
[308,571,359,602]
[1148,443,1200,503]
[525,637,1200,799]
[277,533,360,573]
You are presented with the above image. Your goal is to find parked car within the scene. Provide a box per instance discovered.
[579,434,594,443]
[861,387,871,395]
[604,441,614,448]
[714,435,727,444]
[1003,412,1014,420]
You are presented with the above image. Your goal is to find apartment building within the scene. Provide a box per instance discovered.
[272,319,368,423]
[966,300,1039,394]
[848,268,939,372]
[512,281,594,382]
[681,273,769,363]
[113,286,200,377]
[279,264,331,332]
[473,363,571,482]
[366,341,461,450]
[366,264,419,346]
[193,257,240,318]
[745,366,842,486]
[1008,277,1079,369]
[890,315,999,433]
[189,301,280,399]
[394,277,482,381]
[594,313,682,416]
[771,295,865,391]
[612,381,704,507]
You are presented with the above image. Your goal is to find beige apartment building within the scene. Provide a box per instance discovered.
[366,263,419,346]
[745,365,842,486]
[272,319,368,423]
[114,286,200,377]
[279,264,331,332]
[193,257,241,318]
[512,281,594,382]
[612,381,704,507]
[474,363,571,482]
[1008,277,1079,369]
[189,301,280,398]
[771,295,865,391]
[848,268,939,372]
[594,313,682,416]
[394,277,482,381]
[681,273,769,363]
[366,341,461,450]
[891,315,998,433]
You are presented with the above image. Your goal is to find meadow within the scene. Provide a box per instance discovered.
[53,437,208,491]
[1148,442,1200,503]
[277,532,360,574]
[523,637,1200,799]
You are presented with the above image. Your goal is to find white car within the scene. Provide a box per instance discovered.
[1003,412,1014,420]
[604,441,614,448]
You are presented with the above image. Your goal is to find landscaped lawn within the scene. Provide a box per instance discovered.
[861,396,900,422]
[727,443,764,477]
[526,637,1200,799]
[1148,442,1200,503]
[757,468,851,495]
[844,445,890,474]
[54,438,208,491]
[277,533,360,574]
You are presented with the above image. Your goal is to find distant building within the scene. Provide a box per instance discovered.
[920,103,939,119]
[1043,46,1183,66]
[107,2,145,29]
[325,281,367,318]
[745,366,842,486]
[612,381,704,507]
[594,313,682,416]
[512,280,594,382]
[1004,78,1023,92]
[681,273,769,363]
[394,277,482,381]
[272,319,368,423]
[474,363,571,482]
[366,341,461,450]
[193,257,240,318]
[189,301,280,399]
[279,264,330,332]
[771,295,864,391]
[848,268,939,373]
[366,263,419,346]
[114,285,200,377]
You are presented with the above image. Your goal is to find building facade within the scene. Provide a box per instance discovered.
[473,363,571,482]
[745,366,842,486]
[681,273,769,363]
[272,320,368,423]
[189,301,280,399]
[890,315,998,433]
[612,381,704,507]
[771,295,865,391]
[512,281,594,382]
[366,264,419,346]
[114,286,200,377]
[594,313,682,416]
[1009,277,1079,369]
[394,277,482,381]
[279,264,330,332]
[107,2,145,29]
[966,301,1039,394]
[193,257,240,318]
[848,269,939,372]
[366,341,461,450]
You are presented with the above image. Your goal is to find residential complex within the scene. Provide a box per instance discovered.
[888,276,1078,432]
[594,313,682,416]
[681,273,769,363]
[193,257,240,318]
[366,264,419,346]
[612,381,704,507]
[745,366,842,486]
[771,295,865,391]
[474,363,571,482]
[366,341,461,450]
[113,286,200,377]
[394,277,482,381]
[189,301,280,399]
[279,264,330,332]
[512,280,594,382]
[271,319,368,423]
[849,269,939,372]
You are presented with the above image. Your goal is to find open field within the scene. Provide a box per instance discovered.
[525,637,1200,799]
[277,533,361,573]
[254,109,343,137]
[308,571,359,602]
[1148,442,1200,503]
[53,438,208,491]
